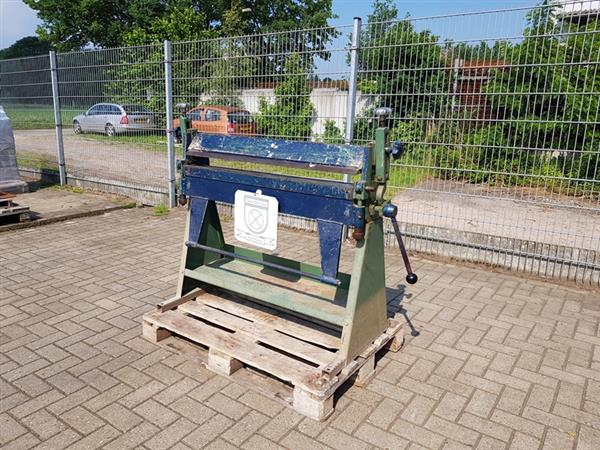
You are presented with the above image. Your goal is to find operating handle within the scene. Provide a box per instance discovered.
[383,204,418,285]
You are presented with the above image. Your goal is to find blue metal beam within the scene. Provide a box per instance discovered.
[317,220,343,284]
[183,168,365,228]
[187,133,368,174]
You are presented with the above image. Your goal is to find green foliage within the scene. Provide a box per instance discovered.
[257,55,315,139]
[153,204,170,216]
[123,7,216,45]
[25,0,336,51]
[355,0,598,198]
[321,120,344,144]
[0,37,51,59]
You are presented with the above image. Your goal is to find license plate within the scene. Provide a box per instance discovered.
[135,118,148,124]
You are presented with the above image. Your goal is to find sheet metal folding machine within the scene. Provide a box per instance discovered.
[143,107,418,420]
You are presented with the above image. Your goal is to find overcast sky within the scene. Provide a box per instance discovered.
[0,0,41,49]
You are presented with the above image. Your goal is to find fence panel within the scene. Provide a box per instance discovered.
[54,45,168,202]
[0,55,58,174]
[0,2,597,283]
[357,2,599,284]
[171,25,355,177]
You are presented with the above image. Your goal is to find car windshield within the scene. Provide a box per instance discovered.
[122,104,149,114]
[228,111,253,124]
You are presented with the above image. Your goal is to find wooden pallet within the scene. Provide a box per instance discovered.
[142,288,403,420]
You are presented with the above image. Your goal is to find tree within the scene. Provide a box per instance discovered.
[353,0,450,143]
[25,0,336,51]
[321,120,344,144]
[257,55,315,139]
[0,36,51,59]
[480,1,600,190]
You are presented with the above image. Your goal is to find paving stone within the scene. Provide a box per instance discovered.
[182,414,234,448]
[331,400,372,433]
[97,403,144,431]
[0,413,28,445]
[258,406,302,441]
[280,430,332,450]
[241,434,283,450]
[133,399,179,428]
[20,409,66,440]
[222,410,270,446]
[33,429,80,449]
[169,395,215,424]
[145,417,197,450]
[64,425,118,450]
[401,395,437,425]
[46,371,86,394]
[355,423,411,449]
[465,389,497,418]
[425,415,480,446]
[1,432,40,450]
[318,427,370,450]
[2,207,600,450]
[390,419,446,449]
[238,390,285,418]
[60,406,106,435]
[367,397,404,429]
[103,422,160,450]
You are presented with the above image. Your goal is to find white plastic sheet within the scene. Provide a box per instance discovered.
[0,105,26,192]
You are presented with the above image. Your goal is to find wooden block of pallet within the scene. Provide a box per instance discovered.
[142,288,403,421]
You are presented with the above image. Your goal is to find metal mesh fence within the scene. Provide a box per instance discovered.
[355,3,599,283]
[171,25,354,180]
[55,45,168,197]
[0,1,598,282]
[0,55,57,172]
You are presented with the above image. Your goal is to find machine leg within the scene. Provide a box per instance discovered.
[207,348,243,376]
[293,388,333,421]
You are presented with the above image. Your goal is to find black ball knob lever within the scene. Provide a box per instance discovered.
[406,273,418,284]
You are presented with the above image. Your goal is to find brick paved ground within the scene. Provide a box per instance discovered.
[1,207,599,449]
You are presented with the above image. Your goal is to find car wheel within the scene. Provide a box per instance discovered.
[105,123,116,137]
[73,120,82,134]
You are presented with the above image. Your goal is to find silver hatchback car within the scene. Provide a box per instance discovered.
[72,103,155,136]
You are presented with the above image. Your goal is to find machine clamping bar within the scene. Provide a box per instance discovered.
[184,240,342,286]
[383,203,418,285]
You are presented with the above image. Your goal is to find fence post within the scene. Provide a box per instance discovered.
[343,17,362,238]
[344,17,362,147]
[49,51,66,185]
[164,40,176,208]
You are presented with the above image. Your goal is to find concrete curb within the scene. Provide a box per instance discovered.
[0,204,134,232]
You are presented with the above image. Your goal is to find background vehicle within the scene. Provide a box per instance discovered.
[72,103,155,136]
[173,105,256,140]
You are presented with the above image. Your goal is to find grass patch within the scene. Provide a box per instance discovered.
[71,131,167,152]
[153,204,169,216]
[16,152,58,171]
[3,106,55,130]
[123,201,138,209]
[51,184,84,194]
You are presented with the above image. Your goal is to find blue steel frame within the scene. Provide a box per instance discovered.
[182,135,371,285]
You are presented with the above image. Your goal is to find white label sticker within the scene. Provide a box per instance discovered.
[234,190,278,251]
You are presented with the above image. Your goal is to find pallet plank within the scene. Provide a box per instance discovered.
[201,291,341,349]
[179,300,336,367]
[157,287,205,312]
[144,310,322,391]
